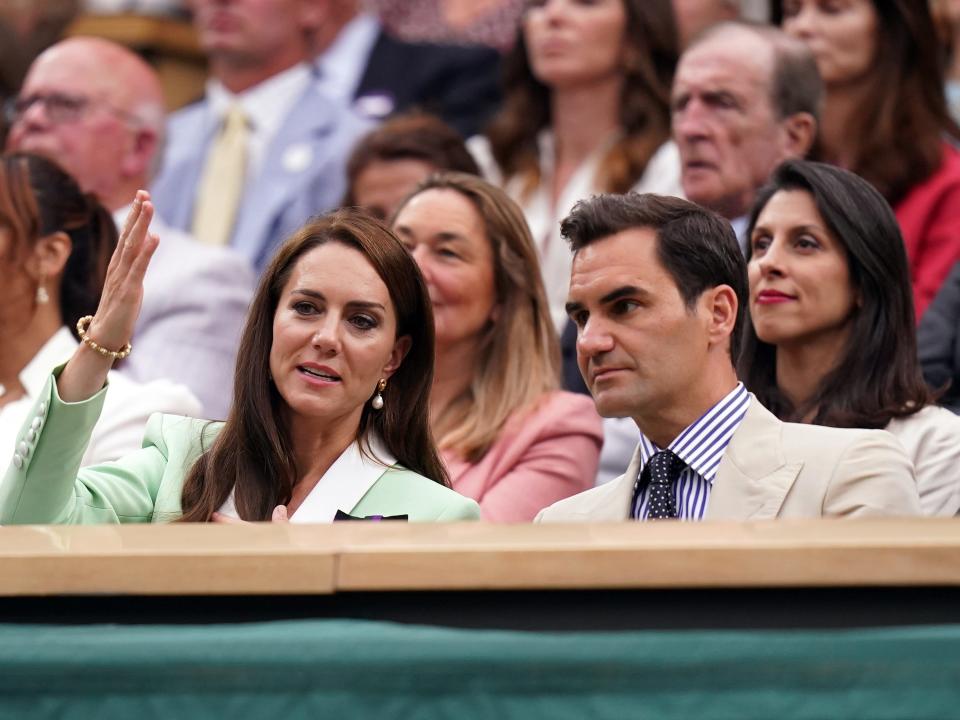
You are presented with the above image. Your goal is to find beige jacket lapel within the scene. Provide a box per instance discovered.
[570,444,643,521]
[705,396,803,520]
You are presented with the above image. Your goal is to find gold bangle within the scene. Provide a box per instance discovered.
[76,315,132,361]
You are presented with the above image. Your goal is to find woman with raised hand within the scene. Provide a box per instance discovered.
[0,153,199,469]
[469,0,681,331]
[741,159,960,516]
[782,0,960,319]
[392,172,603,522]
[0,192,479,524]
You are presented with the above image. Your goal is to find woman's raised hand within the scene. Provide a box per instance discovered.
[87,190,159,352]
[57,191,159,403]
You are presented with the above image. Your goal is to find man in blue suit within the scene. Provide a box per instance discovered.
[152,0,372,271]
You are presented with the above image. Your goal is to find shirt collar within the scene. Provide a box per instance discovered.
[638,383,751,484]
[205,61,314,136]
[730,215,750,256]
[20,327,78,399]
[318,12,381,100]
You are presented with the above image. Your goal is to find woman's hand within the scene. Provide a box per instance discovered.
[211,505,290,523]
[57,191,159,403]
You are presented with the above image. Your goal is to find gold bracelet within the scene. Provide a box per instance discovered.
[76,315,132,361]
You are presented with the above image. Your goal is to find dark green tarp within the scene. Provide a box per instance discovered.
[1,619,959,719]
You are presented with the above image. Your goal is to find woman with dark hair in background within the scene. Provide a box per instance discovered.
[392,173,602,521]
[342,112,480,221]
[741,159,960,515]
[470,0,682,330]
[782,0,960,318]
[0,153,198,468]
[0,194,479,524]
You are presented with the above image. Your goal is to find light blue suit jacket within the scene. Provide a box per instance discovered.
[152,79,373,271]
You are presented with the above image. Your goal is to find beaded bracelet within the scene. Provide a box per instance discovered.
[76,315,132,361]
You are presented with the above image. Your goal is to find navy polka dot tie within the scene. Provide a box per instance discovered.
[639,450,685,520]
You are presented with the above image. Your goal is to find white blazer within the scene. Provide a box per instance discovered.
[886,405,960,515]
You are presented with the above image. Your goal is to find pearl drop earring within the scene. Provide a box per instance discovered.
[36,282,49,305]
[371,378,386,410]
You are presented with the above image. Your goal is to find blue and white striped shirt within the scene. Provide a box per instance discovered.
[632,383,751,521]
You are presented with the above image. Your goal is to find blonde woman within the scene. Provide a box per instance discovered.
[392,172,603,522]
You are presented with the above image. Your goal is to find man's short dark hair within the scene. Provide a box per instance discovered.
[560,192,748,362]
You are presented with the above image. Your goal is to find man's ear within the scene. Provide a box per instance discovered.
[121,126,158,180]
[28,231,72,283]
[781,112,818,159]
[703,284,738,350]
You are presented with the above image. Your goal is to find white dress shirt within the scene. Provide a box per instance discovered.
[316,12,382,103]
[205,62,315,182]
[469,132,684,331]
[0,328,201,469]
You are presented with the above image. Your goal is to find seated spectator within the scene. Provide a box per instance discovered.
[312,0,502,138]
[6,37,254,419]
[919,262,960,414]
[932,0,960,123]
[783,0,960,318]
[392,173,602,521]
[343,112,479,221]
[0,154,199,468]
[671,21,819,248]
[538,192,920,522]
[0,199,479,524]
[741,159,960,516]
[470,0,683,332]
[151,0,371,271]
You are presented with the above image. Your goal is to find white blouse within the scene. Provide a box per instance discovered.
[469,131,683,331]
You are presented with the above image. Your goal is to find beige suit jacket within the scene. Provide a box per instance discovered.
[537,396,922,522]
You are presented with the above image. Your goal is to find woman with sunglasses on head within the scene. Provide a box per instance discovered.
[0,192,479,524]
[741,159,960,516]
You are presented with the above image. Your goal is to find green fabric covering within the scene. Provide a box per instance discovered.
[0,619,959,719]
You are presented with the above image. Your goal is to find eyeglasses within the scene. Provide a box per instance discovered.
[3,92,142,127]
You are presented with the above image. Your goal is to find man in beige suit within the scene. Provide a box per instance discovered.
[538,193,921,522]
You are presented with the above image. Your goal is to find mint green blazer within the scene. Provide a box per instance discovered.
[0,372,480,524]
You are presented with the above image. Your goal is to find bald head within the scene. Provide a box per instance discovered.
[7,37,166,211]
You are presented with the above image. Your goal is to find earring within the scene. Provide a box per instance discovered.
[371,378,386,410]
[36,281,49,305]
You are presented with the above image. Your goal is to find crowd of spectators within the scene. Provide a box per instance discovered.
[1,0,958,525]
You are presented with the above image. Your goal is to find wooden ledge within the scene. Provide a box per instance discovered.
[0,519,959,596]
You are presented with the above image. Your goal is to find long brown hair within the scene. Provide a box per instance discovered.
[393,172,560,462]
[798,0,960,204]
[180,210,447,521]
[0,153,116,335]
[485,0,678,198]
[739,160,935,427]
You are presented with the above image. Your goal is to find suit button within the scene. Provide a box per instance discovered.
[13,453,23,469]
[17,442,28,458]
[31,417,41,431]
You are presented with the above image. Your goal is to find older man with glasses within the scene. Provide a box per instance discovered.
[6,37,254,420]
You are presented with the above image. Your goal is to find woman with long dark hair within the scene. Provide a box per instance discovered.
[782,0,960,318]
[0,193,479,524]
[740,159,960,515]
[469,0,681,330]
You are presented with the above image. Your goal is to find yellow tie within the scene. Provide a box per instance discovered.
[192,103,249,247]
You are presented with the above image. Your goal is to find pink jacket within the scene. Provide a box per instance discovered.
[442,391,603,522]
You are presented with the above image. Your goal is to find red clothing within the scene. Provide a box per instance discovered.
[894,143,960,320]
